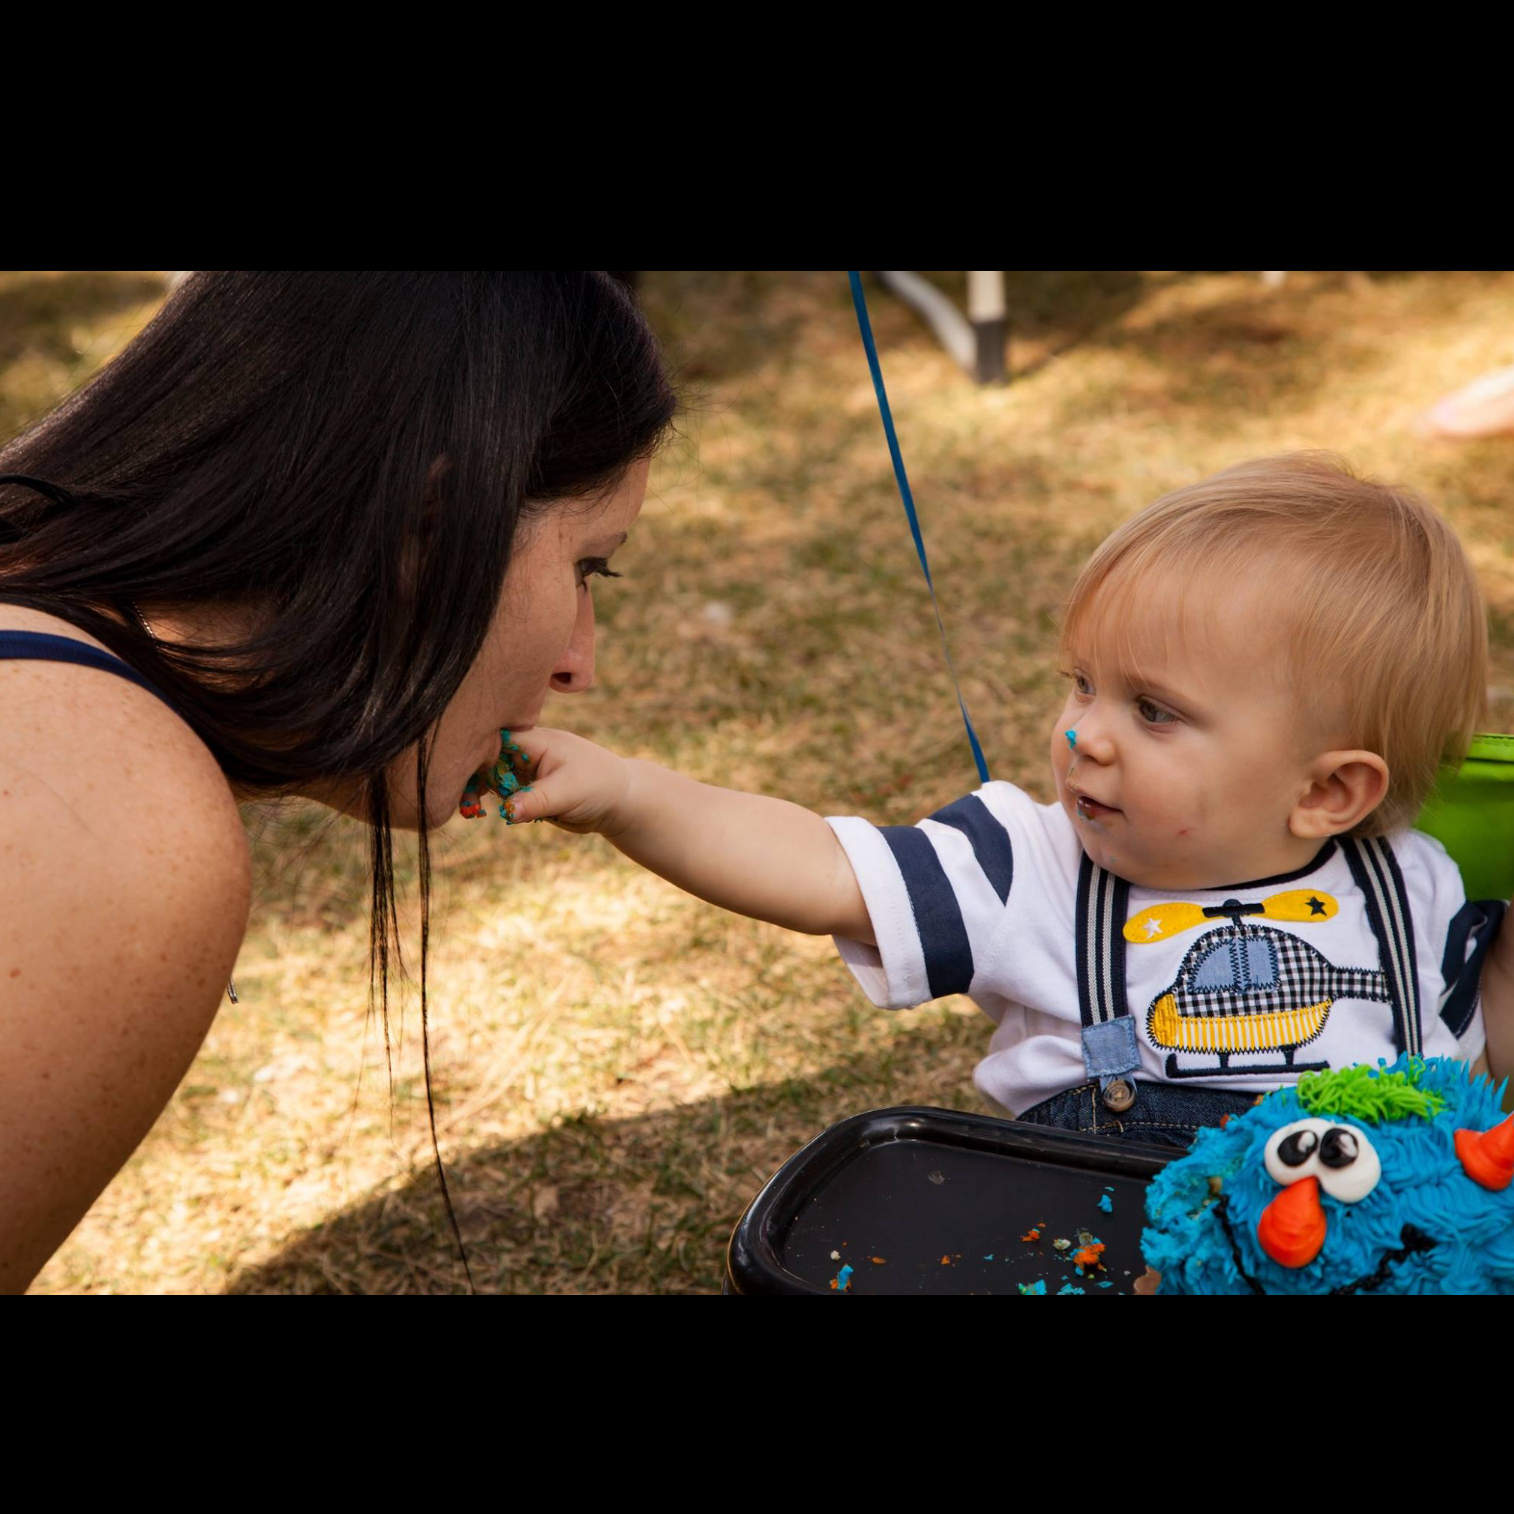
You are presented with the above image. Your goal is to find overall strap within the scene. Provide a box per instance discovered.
[1075,852,1140,1101]
[1339,834,1423,1056]
[0,629,180,716]
[1076,852,1132,1027]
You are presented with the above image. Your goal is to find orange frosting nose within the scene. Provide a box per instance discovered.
[1455,1111,1514,1191]
[1257,1175,1327,1268]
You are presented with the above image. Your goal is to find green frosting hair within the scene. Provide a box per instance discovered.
[1294,1060,1447,1125]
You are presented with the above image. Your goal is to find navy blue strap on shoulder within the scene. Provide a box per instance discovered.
[1074,852,1140,1091]
[1340,834,1423,1056]
[848,271,990,786]
[0,629,180,715]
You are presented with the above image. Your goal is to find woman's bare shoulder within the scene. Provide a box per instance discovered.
[0,605,252,1290]
[0,604,250,900]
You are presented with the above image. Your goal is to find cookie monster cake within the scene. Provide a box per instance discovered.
[1141,1055,1514,1293]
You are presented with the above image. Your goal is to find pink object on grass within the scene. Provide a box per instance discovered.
[1422,363,1514,438]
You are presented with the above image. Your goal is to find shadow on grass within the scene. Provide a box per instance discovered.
[224,1012,987,1294]
[996,270,1166,379]
[1044,277,1402,429]
[640,271,1166,391]
[659,269,1432,433]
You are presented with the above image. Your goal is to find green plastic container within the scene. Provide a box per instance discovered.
[1414,733,1514,902]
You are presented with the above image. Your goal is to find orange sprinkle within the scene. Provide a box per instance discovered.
[1021,1228,1041,1242]
[941,1255,952,1265]
[1219,1114,1231,1129]
[870,1256,887,1264]
[1073,1243,1106,1269]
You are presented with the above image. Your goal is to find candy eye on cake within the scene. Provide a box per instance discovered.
[1313,1125,1380,1202]
[1264,1119,1328,1185]
[1264,1118,1380,1203]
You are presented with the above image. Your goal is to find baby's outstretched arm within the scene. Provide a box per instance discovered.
[500,728,873,943]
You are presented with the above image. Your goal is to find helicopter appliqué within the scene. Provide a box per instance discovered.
[1125,889,1392,1079]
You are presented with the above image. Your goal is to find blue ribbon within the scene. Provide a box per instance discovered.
[848,271,990,785]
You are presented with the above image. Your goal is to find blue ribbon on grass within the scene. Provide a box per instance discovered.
[847,270,990,785]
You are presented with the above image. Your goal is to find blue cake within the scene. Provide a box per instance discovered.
[1141,1055,1514,1293]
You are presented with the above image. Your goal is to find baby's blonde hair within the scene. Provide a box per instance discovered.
[1058,452,1489,838]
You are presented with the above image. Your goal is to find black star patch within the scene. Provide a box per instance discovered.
[1307,895,1327,916]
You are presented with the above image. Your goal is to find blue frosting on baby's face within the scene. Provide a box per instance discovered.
[1141,1055,1514,1294]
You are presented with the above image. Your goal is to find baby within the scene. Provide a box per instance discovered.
[493,454,1513,1147]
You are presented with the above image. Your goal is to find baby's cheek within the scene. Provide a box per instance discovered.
[1137,773,1192,836]
[1173,785,1217,838]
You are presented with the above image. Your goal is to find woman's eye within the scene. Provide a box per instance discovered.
[1138,698,1176,726]
[576,557,623,588]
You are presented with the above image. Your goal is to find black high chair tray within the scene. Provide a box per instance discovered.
[725,1106,1179,1295]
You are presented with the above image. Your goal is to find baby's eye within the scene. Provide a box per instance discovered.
[576,557,623,589]
[1059,669,1093,697]
[1137,697,1176,726]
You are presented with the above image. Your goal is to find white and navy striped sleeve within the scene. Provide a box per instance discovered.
[824,784,1017,1009]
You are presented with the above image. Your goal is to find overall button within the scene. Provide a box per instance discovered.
[1101,1078,1136,1113]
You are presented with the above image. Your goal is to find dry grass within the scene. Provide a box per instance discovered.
[7,269,1514,1292]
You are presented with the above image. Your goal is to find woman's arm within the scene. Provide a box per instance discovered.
[503,730,873,942]
[0,661,250,1293]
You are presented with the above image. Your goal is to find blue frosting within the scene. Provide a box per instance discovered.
[1141,1055,1514,1293]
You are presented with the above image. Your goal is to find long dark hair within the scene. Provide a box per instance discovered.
[0,271,677,1289]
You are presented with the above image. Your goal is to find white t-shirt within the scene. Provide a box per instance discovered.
[826,781,1497,1117]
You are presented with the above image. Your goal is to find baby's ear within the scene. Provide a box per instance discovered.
[1290,751,1390,838]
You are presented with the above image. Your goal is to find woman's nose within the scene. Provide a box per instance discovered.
[550,590,597,694]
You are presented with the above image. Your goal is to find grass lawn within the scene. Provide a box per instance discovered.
[7,269,1514,1292]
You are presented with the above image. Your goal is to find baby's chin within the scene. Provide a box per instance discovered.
[1066,820,1211,892]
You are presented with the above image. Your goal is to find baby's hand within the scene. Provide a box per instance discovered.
[494,727,634,836]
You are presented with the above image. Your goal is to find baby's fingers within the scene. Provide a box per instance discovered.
[501,785,537,825]
[501,783,577,830]
[488,731,540,798]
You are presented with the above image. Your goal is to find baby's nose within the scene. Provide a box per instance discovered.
[1065,717,1115,762]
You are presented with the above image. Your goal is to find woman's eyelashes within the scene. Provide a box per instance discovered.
[576,557,623,589]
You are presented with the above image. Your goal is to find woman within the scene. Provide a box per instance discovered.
[0,272,675,1293]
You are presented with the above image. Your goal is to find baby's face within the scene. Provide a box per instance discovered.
[1049,583,1323,890]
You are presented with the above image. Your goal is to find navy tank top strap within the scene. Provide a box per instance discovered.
[0,629,180,715]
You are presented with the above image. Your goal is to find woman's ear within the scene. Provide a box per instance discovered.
[1289,750,1390,838]
[398,454,452,601]
[420,454,451,531]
